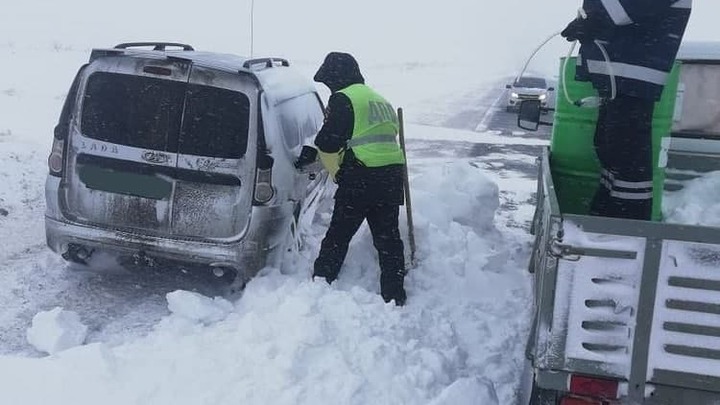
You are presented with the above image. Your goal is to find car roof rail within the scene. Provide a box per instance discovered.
[113,42,195,51]
[242,57,290,70]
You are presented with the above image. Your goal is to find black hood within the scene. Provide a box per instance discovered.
[313,52,365,92]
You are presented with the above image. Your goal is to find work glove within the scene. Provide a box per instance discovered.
[561,17,601,43]
[294,145,318,169]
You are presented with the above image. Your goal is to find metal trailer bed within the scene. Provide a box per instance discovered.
[525,148,720,404]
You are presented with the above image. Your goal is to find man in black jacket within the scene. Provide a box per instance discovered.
[561,0,692,220]
[310,52,407,306]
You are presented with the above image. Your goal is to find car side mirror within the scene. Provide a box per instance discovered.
[518,100,542,131]
[547,87,555,92]
[505,84,512,89]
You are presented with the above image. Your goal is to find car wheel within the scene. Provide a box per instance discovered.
[506,106,513,112]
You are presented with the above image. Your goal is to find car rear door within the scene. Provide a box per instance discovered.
[61,56,189,235]
[172,66,257,239]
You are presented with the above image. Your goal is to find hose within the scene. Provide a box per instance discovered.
[515,30,564,85]
[516,7,617,109]
[560,39,616,107]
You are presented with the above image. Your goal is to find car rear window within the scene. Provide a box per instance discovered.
[81,72,250,159]
[81,72,185,150]
[179,84,250,159]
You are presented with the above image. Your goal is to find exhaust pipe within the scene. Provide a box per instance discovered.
[75,247,91,261]
[62,243,93,265]
[210,264,239,284]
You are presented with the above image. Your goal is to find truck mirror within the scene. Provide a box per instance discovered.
[518,100,542,132]
[548,87,555,92]
[505,84,512,89]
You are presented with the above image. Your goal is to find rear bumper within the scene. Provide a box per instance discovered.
[45,215,259,273]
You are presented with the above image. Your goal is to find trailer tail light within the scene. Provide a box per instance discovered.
[568,374,619,400]
[48,138,65,177]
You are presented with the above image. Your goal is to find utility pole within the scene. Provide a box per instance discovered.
[250,0,255,57]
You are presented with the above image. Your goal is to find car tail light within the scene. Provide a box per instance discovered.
[253,167,274,204]
[48,138,65,177]
[569,375,619,400]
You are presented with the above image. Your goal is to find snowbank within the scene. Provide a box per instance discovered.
[0,160,532,404]
[663,171,720,226]
[26,307,88,355]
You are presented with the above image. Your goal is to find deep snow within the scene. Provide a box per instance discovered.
[0,43,539,404]
[4,47,716,403]
[1,1,719,402]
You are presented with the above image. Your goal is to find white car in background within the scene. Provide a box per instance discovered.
[505,76,553,112]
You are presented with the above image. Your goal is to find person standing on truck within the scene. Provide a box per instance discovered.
[310,52,407,306]
[560,0,692,220]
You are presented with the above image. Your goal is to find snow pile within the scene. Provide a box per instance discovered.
[0,159,531,404]
[663,171,720,226]
[166,291,234,325]
[26,307,88,355]
[428,376,499,405]
[413,161,499,232]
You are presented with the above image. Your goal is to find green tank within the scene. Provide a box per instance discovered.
[549,57,681,221]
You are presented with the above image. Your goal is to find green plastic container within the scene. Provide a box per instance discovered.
[550,57,681,221]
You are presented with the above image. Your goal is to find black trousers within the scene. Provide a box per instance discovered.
[313,198,405,302]
[590,95,655,220]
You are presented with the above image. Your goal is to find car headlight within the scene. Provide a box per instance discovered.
[511,92,519,99]
[539,94,547,100]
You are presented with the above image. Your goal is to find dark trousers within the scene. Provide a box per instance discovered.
[590,95,655,220]
[313,199,405,303]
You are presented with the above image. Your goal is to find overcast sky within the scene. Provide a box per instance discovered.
[2,1,717,75]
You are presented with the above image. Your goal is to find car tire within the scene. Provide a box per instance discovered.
[506,106,513,113]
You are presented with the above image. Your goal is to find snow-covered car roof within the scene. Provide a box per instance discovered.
[88,45,316,102]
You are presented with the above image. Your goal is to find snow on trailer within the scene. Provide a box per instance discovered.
[527,149,720,404]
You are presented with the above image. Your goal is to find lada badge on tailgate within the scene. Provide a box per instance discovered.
[142,151,171,165]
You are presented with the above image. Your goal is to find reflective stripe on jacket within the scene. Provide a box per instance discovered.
[576,0,692,101]
[338,84,406,167]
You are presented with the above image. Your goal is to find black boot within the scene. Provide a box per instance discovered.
[381,270,406,306]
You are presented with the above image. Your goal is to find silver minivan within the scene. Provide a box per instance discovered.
[45,42,328,285]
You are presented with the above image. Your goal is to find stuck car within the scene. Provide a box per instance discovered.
[45,42,328,285]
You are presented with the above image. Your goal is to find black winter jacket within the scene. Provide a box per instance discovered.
[576,0,692,101]
[313,52,404,206]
